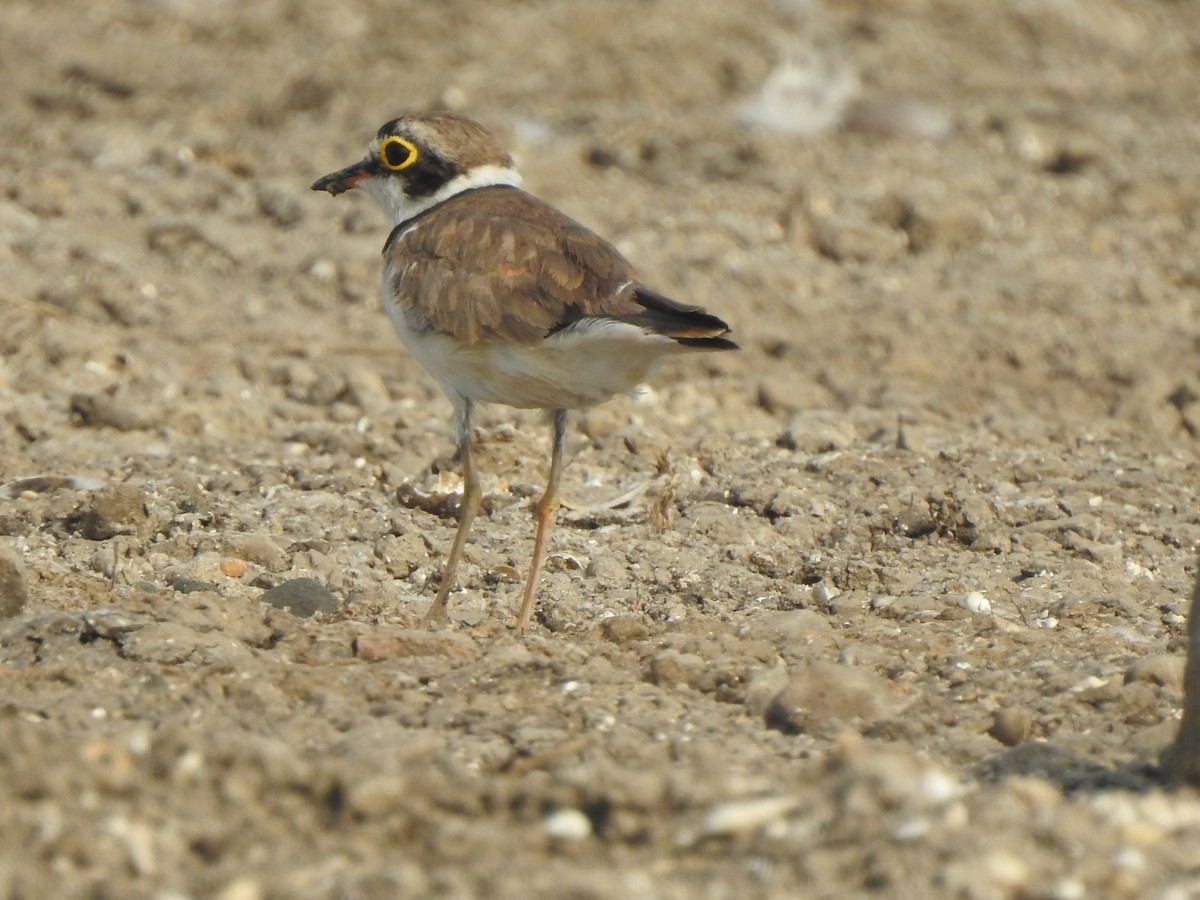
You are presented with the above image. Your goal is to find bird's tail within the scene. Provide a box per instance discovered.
[629,287,738,351]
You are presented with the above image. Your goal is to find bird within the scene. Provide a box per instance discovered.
[312,112,737,632]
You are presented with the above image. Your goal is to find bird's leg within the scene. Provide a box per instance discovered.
[515,409,568,633]
[424,399,481,626]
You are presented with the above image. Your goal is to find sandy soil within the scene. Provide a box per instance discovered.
[3,0,1200,897]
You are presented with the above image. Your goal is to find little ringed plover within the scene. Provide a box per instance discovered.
[312,112,737,632]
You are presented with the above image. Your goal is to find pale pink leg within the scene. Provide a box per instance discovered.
[424,400,481,625]
[515,410,567,633]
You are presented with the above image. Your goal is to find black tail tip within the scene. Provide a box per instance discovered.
[677,336,739,351]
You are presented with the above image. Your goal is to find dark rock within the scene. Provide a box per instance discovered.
[261,577,340,618]
[169,576,220,595]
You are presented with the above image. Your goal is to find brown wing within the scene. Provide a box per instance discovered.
[385,186,641,345]
[386,186,736,349]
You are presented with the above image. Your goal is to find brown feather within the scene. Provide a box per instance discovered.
[385,186,735,350]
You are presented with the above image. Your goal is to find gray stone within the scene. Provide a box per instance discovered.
[261,577,340,618]
[765,661,894,735]
[169,576,219,595]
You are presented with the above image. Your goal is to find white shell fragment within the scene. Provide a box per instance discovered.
[700,796,802,837]
[543,808,592,840]
[960,591,992,614]
[918,770,968,805]
[1033,610,1059,629]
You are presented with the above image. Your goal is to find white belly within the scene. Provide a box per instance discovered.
[383,287,681,410]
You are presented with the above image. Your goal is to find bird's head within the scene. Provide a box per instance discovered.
[311,112,522,224]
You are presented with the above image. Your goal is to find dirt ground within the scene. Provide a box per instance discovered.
[3,0,1200,897]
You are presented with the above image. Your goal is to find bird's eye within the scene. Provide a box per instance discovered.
[379,136,419,171]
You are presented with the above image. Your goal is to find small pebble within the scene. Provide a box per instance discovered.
[169,575,219,595]
[346,774,410,817]
[543,808,592,840]
[649,649,693,689]
[918,770,967,805]
[700,795,801,837]
[891,813,931,841]
[766,661,891,734]
[224,534,288,573]
[549,553,584,572]
[988,708,1034,746]
[260,577,340,618]
[82,609,147,639]
[600,615,649,644]
[307,258,338,282]
[220,558,248,578]
[960,591,991,614]
[490,564,521,581]
[1033,610,1059,629]
[813,582,840,604]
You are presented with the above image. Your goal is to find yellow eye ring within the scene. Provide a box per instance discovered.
[379,136,419,171]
